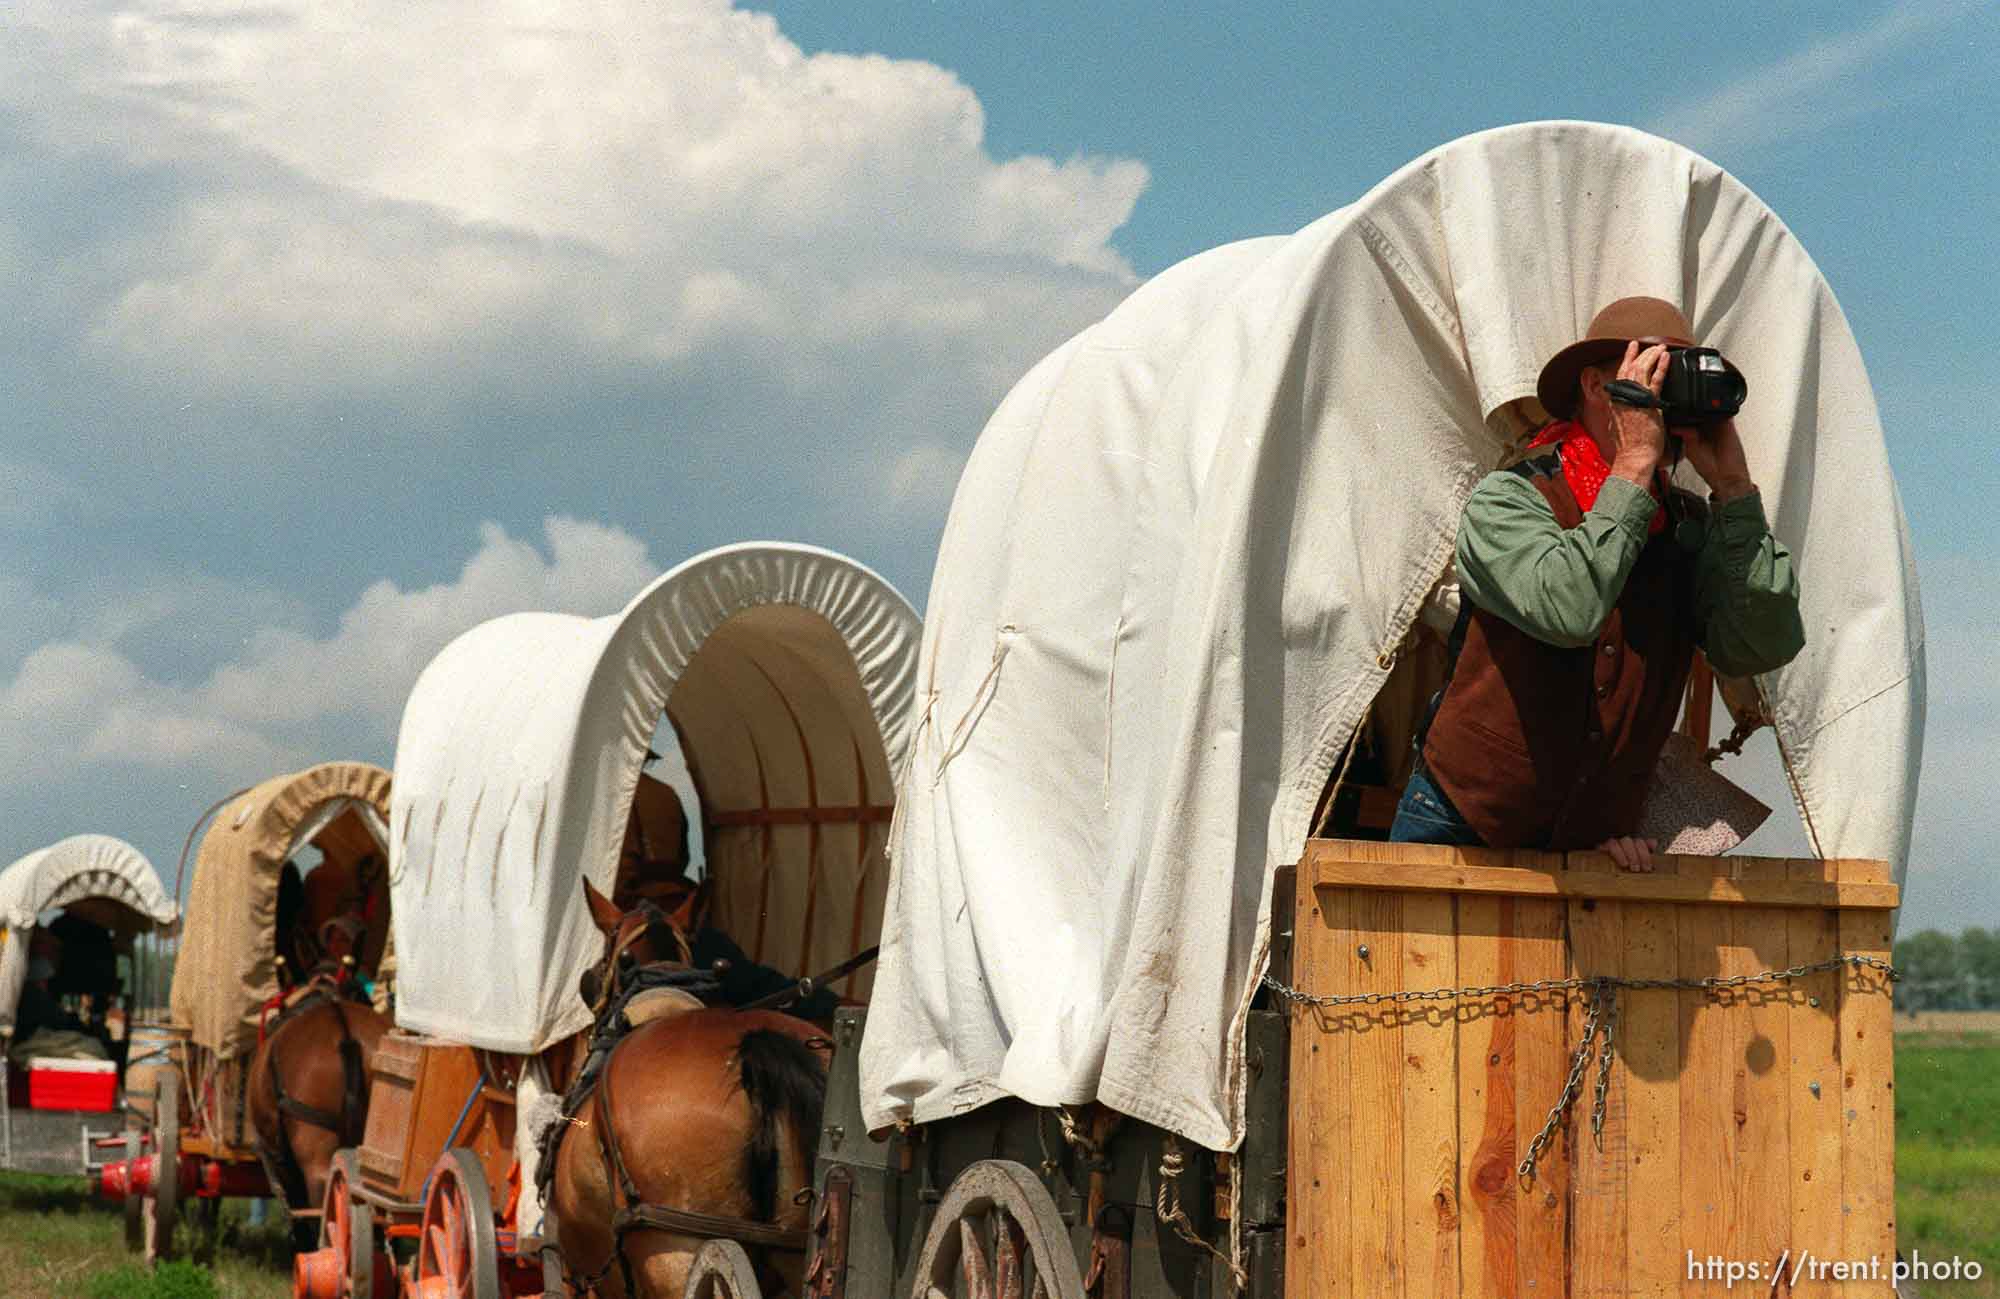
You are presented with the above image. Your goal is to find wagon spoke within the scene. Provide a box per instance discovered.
[442,1179,469,1269]
[958,1216,993,1299]
[916,1162,1086,1299]
[994,1208,1027,1299]
[330,1193,350,1262]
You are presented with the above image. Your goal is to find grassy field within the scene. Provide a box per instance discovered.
[0,1172,290,1299]
[1896,1014,2000,1298]
[2,1029,1995,1297]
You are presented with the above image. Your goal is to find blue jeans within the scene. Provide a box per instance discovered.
[1388,762,1485,847]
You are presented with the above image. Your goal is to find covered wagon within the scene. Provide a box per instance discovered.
[1,834,179,1166]
[298,540,920,1297]
[100,761,395,1260]
[806,120,1922,1298]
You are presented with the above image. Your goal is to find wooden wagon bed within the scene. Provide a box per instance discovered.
[1284,840,1897,1298]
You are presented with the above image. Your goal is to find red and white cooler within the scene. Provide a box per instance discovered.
[26,1058,117,1112]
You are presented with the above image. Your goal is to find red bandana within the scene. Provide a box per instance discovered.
[1527,420,1665,535]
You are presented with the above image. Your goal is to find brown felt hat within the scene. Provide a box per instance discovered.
[1536,296,1698,419]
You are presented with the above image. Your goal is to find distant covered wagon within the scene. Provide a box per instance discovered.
[1,834,178,1166]
[98,761,395,1261]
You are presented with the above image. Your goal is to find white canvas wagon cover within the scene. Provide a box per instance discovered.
[390,542,921,1054]
[860,121,1925,1152]
[1,834,179,1036]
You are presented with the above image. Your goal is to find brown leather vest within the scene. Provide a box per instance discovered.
[1422,450,1702,849]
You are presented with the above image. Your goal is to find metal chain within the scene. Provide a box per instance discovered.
[1516,979,1610,1187]
[1262,954,1897,1185]
[1591,989,1617,1147]
[1261,953,1896,1010]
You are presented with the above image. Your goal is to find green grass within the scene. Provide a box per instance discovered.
[0,1172,290,1299]
[1897,1042,2000,1296]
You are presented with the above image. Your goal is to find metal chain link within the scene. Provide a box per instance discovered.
[1262,954,1898,1185]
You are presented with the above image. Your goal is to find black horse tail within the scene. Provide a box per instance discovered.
[735,1029,827,1223]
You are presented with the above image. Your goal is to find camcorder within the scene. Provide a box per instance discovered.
[1605,346,1747,427]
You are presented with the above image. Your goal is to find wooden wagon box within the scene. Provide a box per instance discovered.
[1286,840,1897,1298]
[358,1031,514,1207]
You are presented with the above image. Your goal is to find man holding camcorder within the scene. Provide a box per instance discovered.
[1390,296,1806,870]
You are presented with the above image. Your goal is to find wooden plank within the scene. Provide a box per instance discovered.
[1285,871,1319,1295]
[1621,858,1681,1299]
[1511,889,1568,1299]
[1288,882,1358,1295]
[1730,859,1793,1284]
[1784,860,1842,1284]
[1402,888,1461,1299]
[1676,856,1735,1298]
[1837,858,1897,1280]
[1332,839,1452,1297]
[1567,892,1627,1299]
[1352,884,1407,1299]
[1680,653,1715,750]
[1301,849,1898,910]
[1456,888,1516,1299]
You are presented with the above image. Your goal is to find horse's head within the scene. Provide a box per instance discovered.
[578,878,694,1015]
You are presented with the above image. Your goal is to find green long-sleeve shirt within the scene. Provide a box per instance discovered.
[1454,468,1805,678]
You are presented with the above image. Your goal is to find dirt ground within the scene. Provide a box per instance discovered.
[1896,1009,2000,1039]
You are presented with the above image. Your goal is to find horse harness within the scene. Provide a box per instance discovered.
[542,939,811,1298]
[259,979,369,1210]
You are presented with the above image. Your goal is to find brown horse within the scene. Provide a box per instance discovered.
[546,881,828,1298]
[246,988,388,1241]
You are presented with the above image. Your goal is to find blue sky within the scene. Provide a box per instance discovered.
[2,0,1994,933]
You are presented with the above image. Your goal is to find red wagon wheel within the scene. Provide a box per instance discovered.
[325,1149,376,1299]
[911,1160,1087,1299]
[413,1148,501,1299]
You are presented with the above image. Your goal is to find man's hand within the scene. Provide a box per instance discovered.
[1673,417,1756,502]
[1597,835,1659,872]
[1607,341,1670,487]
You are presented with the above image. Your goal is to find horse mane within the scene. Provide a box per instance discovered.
[734,1029,826,1223]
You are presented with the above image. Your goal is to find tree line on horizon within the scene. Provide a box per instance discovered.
[1892,927,2000,1012]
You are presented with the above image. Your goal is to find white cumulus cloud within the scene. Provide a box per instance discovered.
[5,0,1145,405]
[0,517,655,784]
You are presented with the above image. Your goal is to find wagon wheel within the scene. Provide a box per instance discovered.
[189,1195,220,1266]
[321,1149,376,1299]
[122,1128,144,1252]
[414,1148,501,1299]
[682,1238,764,1299]
[144,1071,181,1265]
[912,1160,1087,1299]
